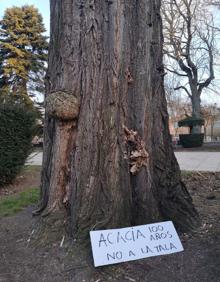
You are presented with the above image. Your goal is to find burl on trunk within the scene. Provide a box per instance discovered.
[35,0,199,238]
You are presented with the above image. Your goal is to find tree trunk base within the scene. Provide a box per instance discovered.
[38,0,200,240]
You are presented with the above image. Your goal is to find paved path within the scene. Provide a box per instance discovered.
[174,152,220,172]
[26,151,220,172]
[26,152,43,166]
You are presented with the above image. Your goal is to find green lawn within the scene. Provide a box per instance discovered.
[0,187,39,217]
[22,165,42,173]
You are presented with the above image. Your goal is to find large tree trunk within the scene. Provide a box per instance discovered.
[36,0,199,238]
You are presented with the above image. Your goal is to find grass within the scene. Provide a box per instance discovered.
[181,170,194,177]
[0,187,40,217]
[22,165,42,173]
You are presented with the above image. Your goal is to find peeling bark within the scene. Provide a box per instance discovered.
[37,0,200,238]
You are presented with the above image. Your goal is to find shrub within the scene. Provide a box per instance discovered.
[179,134,204,148]
[178,116,205,127]
[0,100,37,186]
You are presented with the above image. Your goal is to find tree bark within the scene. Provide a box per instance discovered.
[37,0,200,238]
[191,92,202,133]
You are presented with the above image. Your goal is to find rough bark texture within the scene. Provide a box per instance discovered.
[38,0,200,238]
[191,92,202,133]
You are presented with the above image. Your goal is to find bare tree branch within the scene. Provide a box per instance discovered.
[174,85,192,97]
[162,0,219,123]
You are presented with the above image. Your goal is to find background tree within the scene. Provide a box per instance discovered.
[162,0,219,133]
[0,96,37,186]
[35,0,199,238]
[166,89,192,136]
[207,0,220,6]
[0,5,48,107]
[202,103,220,140]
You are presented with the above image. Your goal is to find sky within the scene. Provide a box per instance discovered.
[0,0,220,106]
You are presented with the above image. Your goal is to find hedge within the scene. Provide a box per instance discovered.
[179,134,204,148]
[178,116,205,127]
[0,101,37,186]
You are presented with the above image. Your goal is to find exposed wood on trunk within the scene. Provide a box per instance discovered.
[42,120,77,215]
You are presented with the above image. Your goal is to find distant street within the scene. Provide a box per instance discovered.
[27,151,220,172]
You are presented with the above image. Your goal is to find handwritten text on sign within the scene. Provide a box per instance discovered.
[90,221,184,267]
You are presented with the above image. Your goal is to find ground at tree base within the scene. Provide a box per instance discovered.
[0,165,41,197]
[0,172,220,282]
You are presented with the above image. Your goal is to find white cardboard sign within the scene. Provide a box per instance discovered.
[90,221,183,267]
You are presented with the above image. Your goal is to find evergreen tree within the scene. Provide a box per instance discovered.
[0,5,48,106]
